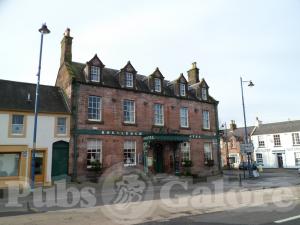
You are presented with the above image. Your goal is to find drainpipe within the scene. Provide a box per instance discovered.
[72,80,79,181]
[214,101,222,173]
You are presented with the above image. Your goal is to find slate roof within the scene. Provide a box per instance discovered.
[65,62,217,103]
[252,120,300,135]
[224,126,255,141]
[0,79,70,114]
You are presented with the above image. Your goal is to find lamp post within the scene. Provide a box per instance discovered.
[30,23,50,191]
[221,122,230,169]
[240,77,254,177]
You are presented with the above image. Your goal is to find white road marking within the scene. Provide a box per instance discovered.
[275,215,300,223]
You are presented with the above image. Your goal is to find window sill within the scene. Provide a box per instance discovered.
[180,126,191,130]
[152,124,164,128]
[123,122,138,127]
[55,133,68,137]
[202,128,211,131]
[274,145,282,147]
[124,164,137,167]
[9,134,25,138]
[86,120,104,124]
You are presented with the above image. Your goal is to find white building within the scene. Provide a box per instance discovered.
[251,119,300,168]
[0,80,70,188]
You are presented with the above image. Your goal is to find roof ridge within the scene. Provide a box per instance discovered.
[0,79,57,88]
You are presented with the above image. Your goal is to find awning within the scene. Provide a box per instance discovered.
[143,134,190,142]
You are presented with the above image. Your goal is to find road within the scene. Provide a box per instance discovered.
[139,199,300,225]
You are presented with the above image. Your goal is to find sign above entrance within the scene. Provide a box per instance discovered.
[143,134,190,142]
[75,129,218,140]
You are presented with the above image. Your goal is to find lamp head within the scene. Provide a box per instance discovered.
[248,80,254,87]
[39,23,50,34]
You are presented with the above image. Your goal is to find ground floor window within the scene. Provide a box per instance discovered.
[204,143,213,161]
[180,142,190,161]
[124,141,136,166]
[295,152,300,166]
[229,157,236,164]
[256,153,263,164]
[0,153,20,177]
[87,139,102,169]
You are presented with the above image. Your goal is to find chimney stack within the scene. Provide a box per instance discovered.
[230,120,237,130]
[187,62,199,85]
[60,28,73,65]
[255,117,262,127]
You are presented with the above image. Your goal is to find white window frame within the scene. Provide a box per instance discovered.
[295,152,300,166]
[180,107,189,128]
[123,141,136,166]
[180,83,186,96]
[181,142,190,161]
[11,115,25,135]
[90,66,100,82]
[87,139,102,169]
[258,136,265,148]
[154,104,164,126]
[123,100,135,124]
[125,72,133,87]
[203,110,210,129]
[88,96,102,121]
[202,87,207,100]
[256,153,263,164]
[154,78,161,92]
[292,133,300,145]
[273,134,281,146]
[204,143,213,161]
[56,117,67,135]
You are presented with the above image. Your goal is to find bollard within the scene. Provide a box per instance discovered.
[239,174,242,186]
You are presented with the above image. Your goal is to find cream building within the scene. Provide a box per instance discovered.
[0,79,70,188]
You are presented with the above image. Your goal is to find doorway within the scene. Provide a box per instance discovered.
[154,143,164,173]
[52,141,69,181]
[277,153,283,168]
[30,150,46,183]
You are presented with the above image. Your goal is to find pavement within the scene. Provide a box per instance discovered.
[0,169,299,225]
[139,199,300,225]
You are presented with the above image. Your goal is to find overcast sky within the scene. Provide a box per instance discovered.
[1,0,299,127]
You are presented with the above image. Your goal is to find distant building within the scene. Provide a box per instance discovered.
[220,120,254,168]
[0,80,70,188]
[252,118,300,168]
[55,28,221,180]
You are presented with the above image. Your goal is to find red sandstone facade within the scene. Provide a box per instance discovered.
[56,29,221,180]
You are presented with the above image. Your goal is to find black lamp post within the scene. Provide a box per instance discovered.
[221,122,230,169]
[240,77,254,177]
[30,23,50,191]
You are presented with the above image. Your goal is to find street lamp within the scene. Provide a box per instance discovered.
[221,122,230,169]
[240,76,254,177]
[30,23,50,191]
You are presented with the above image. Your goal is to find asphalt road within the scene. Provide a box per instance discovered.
[139,200,300,225]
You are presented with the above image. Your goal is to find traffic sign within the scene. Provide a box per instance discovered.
[240,143,254,154]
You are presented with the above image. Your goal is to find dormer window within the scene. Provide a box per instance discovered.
[180,83,186,96]
[154,78,161,92]
[91,66,100,82]
[125,72,133,87]
[202,87,207,100]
